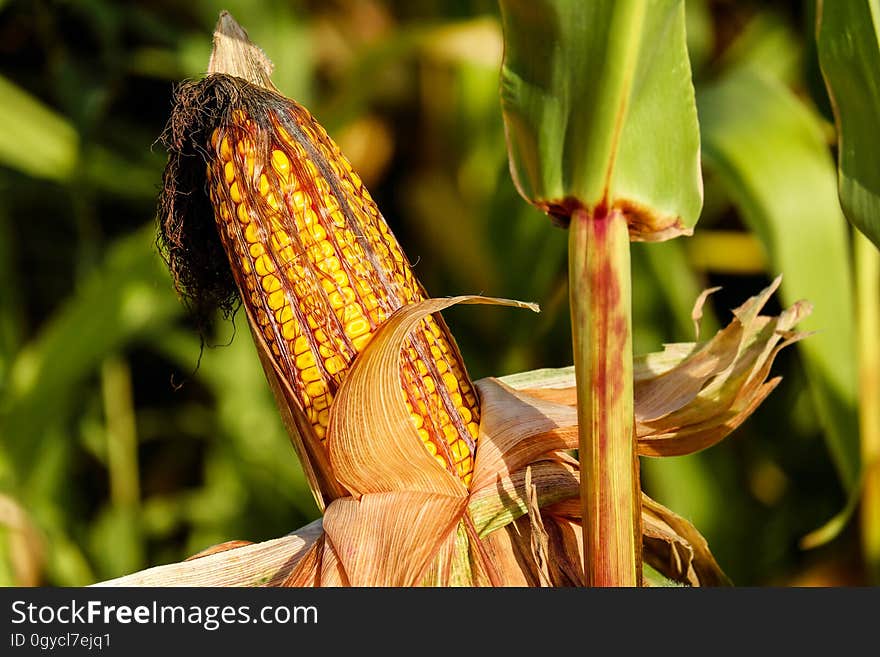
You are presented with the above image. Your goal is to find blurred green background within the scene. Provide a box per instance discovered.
[0,0,867,585]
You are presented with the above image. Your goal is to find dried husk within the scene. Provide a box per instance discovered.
[97,279,808,587]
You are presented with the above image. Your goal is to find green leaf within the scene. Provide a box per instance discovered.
[0,225,181,481]
[816,0,880,247]
[498,0,702,239]
[0,75,78,181]
[698,68,860,489]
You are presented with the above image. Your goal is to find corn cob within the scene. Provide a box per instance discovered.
[201,93,480,485]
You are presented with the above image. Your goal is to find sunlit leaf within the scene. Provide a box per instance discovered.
[0,75,78,181]
[698,68,860,488]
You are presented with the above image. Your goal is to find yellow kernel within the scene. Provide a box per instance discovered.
[450,440,469,461]
[305,381,326,398]
[422,376,436,394]
[462,472,473,487]
[259,174,270,196]
[291,191,308,210]
[267,289,286,311]
[293,336,310,355]
[282,320,297,340]
[457,407,472,424]
[255,255,276,276]
[416,360,428,376]
[434,454,448,469]
[245,223,260,244]
[409,413,424,429]
[467,422,479,439]
[328,291,345,310]
[424,440,437,455]
[240,257,251,274]
[220,136,232,160]
[417,428,430,443]
[443,424,459,444]
[277,305,293,324]
[314,424,326,439]
[224,161,235,184]
[317,257,341,273]
[310,223,327,242]
[301,366,322,383]
[249,242,265,258]
[261,274,281,293]
[229,182,242,203]
[442,372,459,391]
[342,305,363,323]
[272,149,290,176]
[324,356,346,375]
[237,203,250,225]
[296,350,316,370]
[328,287,356,310]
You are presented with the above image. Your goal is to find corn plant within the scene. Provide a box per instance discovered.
[89,8,812,588]
[1,1,877,588]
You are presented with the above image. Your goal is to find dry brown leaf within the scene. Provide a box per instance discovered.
[692,286,722,339]
[471,377,577,490]
[327,296,537,499]
[525,467,552,587]
[320,491,467,586]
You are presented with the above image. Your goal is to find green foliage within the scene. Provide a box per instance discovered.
[698,68,859,489]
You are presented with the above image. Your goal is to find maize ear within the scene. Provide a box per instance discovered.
[166,77,480,486]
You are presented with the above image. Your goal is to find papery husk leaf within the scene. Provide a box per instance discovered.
[284,534,349,587]
[544,494,729,586]
[421,521,474,587]
[208,11,278,91]
[319,491,467,586]
[692,286,722,339]
[471,377,577,490]
[185,540,254,561]
[496,280,811,458]
[327,296,537,498]
[499,514,585,587]
[469,460,579,537]
[525,466,552,587]
[96,519,324,587]
[633,317,742,422]
[640,494,731,586]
